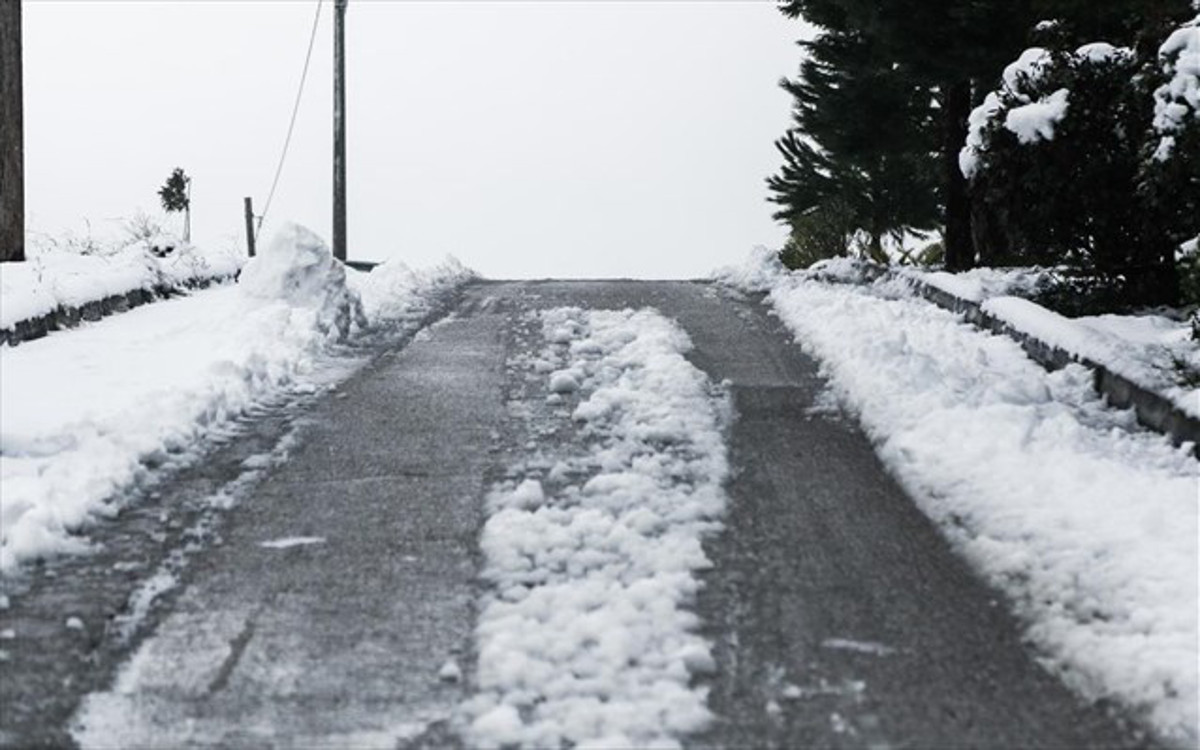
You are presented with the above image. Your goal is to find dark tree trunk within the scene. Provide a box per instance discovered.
[0,0,23,262]
[942,79,972,271]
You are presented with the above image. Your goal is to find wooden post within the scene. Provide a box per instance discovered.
[243,197,256,257]
[332,0,347,262]
[184,176,192,243]
[0,0,24,262]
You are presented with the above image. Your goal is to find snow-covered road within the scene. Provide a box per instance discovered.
[1,264,1191,747]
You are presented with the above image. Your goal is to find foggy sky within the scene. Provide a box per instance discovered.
[24,1,806,278]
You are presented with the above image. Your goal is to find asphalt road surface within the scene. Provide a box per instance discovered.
[0,280,1150,748]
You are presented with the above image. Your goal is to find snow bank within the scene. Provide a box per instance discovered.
[0,241,242,331]
[715,251,1197,742]
[348,255,476,323]
[0,223,474,573]
[709,245,785,293]
[465,307,730,749]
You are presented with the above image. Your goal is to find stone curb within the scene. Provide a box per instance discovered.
[0,275,236,348]
[891,272,1200,453]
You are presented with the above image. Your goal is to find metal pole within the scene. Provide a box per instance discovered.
[243,197,256,257]
[332,0,347,262]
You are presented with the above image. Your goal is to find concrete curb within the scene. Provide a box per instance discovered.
[891,272,1200,453]
[0,275,236,348]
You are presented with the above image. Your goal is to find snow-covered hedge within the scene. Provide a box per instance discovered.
[0,240,244,338]
[961,15,1200,308]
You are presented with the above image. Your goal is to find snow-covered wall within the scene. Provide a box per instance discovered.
[0,242,244,345]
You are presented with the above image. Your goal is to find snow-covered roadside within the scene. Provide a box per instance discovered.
[465,307,730,749]
[0,241,243,333]
[716,251,1198,744]
[893,266,1200,420]
[981,296,1200,419]
[0,223,476,573]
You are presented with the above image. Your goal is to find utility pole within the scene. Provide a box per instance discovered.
[332,0,347,262]
[243,197,256,257]
[0,0,24,262]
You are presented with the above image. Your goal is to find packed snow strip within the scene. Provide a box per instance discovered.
[0,222,475,573]
[717,253,1198,742]
[465,307,730,749]
[0,240,243,332]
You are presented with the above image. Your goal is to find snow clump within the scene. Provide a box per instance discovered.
[1151,13,1200,160]
[465,306,730,749]
[1004,87,1070,143]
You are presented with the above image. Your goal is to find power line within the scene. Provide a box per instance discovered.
[257,0,324,240]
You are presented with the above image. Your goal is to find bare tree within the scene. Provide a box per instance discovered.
[0,0,23,262]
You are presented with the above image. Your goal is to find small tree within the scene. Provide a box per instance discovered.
[158,167,191,242]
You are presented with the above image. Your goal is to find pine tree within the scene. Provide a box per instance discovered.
[158,167,191,243]
[778,0,1032,270]
[767,30,939,263]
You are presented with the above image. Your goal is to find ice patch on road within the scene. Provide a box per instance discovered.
[258,536,326,550]
[821,638,896,657]
[465,306,730,749]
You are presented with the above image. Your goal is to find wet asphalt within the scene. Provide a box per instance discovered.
[1,280,1153,748]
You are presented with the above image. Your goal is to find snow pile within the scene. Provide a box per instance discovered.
[1004,87,1070,143]
[0,223,474,573]
[466,307,730,749]
[238,223,367,341]
[348,255,476,323]
[709,245,785,293]
[716,252,1197,742]
[0,241,242,331]
[1151,13,1200,161]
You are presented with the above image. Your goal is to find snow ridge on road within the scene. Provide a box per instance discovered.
[718,253,1198,744]
[466,307,730,749]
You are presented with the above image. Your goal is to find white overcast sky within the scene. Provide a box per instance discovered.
[24,1,807,279]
